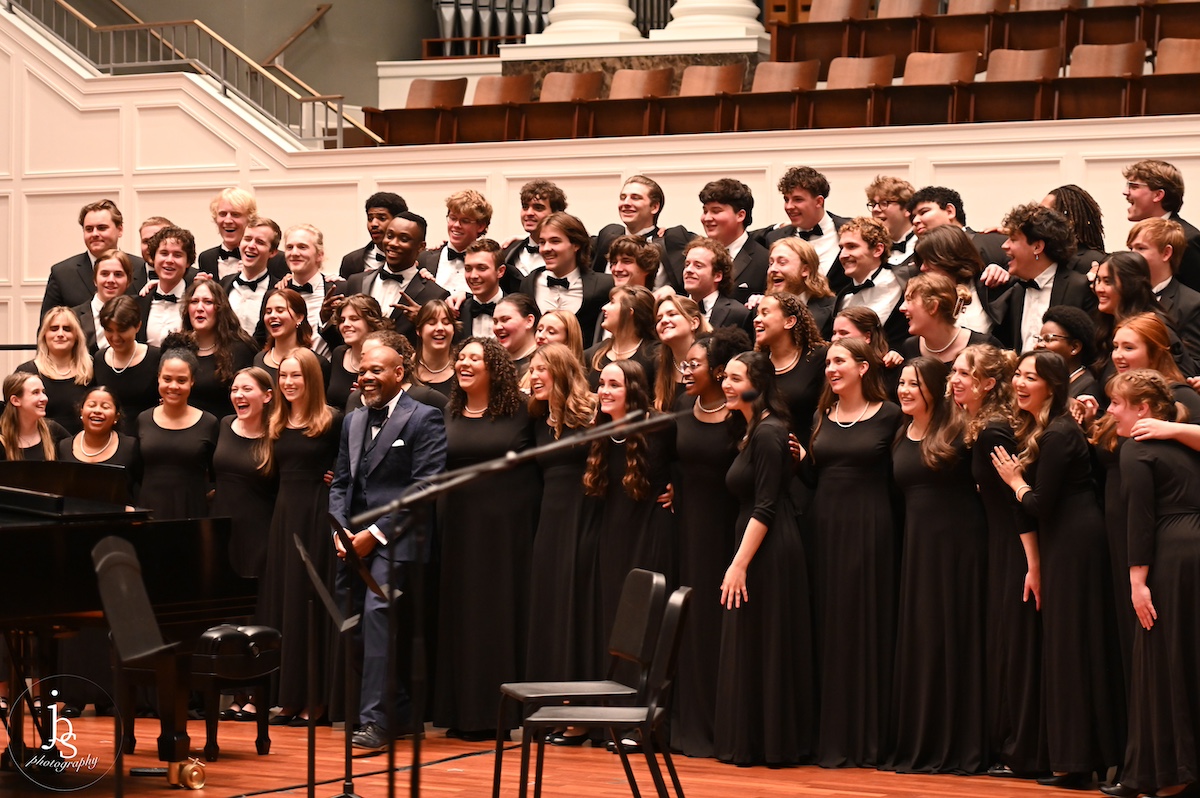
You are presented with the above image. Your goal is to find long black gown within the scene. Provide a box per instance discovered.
[326,345,358,411]
[93,346,161,436]
[713,415,815,767]
[773,346,827,448]
[973,420,1045,774]
[1017,415,1123,774]
[807,402,903,768]
[259,412,343,710]
[671,401,744,758]
[433,407,539,733]
[136,409,219,519]
[15,362,90,435]
[525,422,589,682]
[888,433,987,774]
[191,342,256,420]
[1120,438,1200,795]
[212,417,278,580]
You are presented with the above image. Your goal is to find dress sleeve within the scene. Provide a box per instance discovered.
[748,421,790,527]
[1018,421,1078,522]
[1120,440,1158,567]
[976,423,1030,535]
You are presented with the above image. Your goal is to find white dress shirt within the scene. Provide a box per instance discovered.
[287,274,331,359]
[534,268,583,316]
[839,264,902,329]
[808,213,843,278]
[888,230,916,267]
[470,287,503,338]
[370,264,417,315]
[1019,263,1058,353]
[90,294,109,351]
[216,251,242,281]
[146,281,186,347]
[228,271,271,337]
[433,247,469,295]
[510,237,544,280]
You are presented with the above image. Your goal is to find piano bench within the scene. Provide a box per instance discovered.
[191,624,281,762]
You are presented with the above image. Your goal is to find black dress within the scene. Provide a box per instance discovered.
[433,407,539,733]
[1017,415,1123,774]
[1068,368,1099,400]
[259,412,343,710]
[15,362,90,434]
[1120,438,1200,795]
[525,421,589,681]
[973,420,1045,774]
[57,434,141,504]
[191,342,256,420]
[93,346,162,436]
[326,345,358,411]
[672,402,744,758]
[898,330,1001,364]
[252,349,332,386]
[771,345,827,447]
[135,409,219,519]
[713,416,815,767]
[807,402,903,768]
[888,433,987,774]
[2,421,71,461]
[212,417,278,580]
[583,340,660,392]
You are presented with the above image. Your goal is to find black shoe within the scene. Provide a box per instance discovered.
[352,722,391,750]
[269,712,297,726]
[547,731,589,747]
[60,705,82,719]
[987,763,1015,778]
[290,714,331,727]
[236,709,259,722]
[1037,773,1091,789]
[1100,784,1140,798]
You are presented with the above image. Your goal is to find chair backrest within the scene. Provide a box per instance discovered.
[539,70,605,102]
[945,0,1007,15]
[608,67,675,99]
[809,0,872,21]
[1018,0,1082,10]
[1155,38,1200,74]
[751,60,820,92]
[92,536,174,664]
[876,0,939,19]
[1067,40,1146,77]
[678,63,747,96]
[642,587,693,713]
[405,77,468,109]
[985,46,1063,80]
[902,50,980,84]
[471,73,535,105]
[1090,0,1138,7]
[826,54,897,89]
[607,569,668,679]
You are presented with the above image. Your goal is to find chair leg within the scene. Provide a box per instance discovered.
[611,728,643,798]
[640,726,669,798]
[657,729,685,798]
[492,695,510,798]
[518,723,533,798]
[533,733,547,798]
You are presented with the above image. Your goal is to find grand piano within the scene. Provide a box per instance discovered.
[0,461,256,787]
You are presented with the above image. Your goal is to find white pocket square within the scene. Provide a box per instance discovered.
[391,439,406,448]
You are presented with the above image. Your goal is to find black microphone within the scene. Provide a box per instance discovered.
[740,389,760,403]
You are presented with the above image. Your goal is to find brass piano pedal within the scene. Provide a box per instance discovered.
[166,758,205,790]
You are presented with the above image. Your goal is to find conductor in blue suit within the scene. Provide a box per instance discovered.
[329,341,447,750]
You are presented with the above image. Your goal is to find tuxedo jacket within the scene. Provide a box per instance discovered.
[808,294,836,340]
[1170,212,1200,293]
[344,268,450,343]
[989,265,1098,351]
[70,300,100,354]
[834,282,910,349]
[760,212,852,292]
[519,268,615,340]
[329,393,448,563]
[41,250,147,325]
[500,237,538,294]
[591,223,695,294]
[339,243,384,279]
[709,295,755,336]
[967,227,1010,269]
[196,246,289,282]
[133,268,200,343]
[729,236,770,304]
[1158,277,1200,370]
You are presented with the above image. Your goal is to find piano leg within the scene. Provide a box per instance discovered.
[154,654,191,763]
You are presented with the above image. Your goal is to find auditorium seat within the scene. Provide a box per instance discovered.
[808,54,895,128]
[1140,37,1200,115]
[657,63,747,135]
[363,77,468,146]
[967,45,1062,121]
[518,70,605,140]
[776,0,872,80]
[1075,0,1144,47]
[1148,0,1200,51]
[926,0,1006,71]
[1052,39,1146,119]
[884,50,978,125]
[587,67,675,138]
[726,59,821,132]
[450,73,535,143]
[1003,0,1082,66]
[857,0,940,79]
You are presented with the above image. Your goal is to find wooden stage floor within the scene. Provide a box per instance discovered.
[0,715,1082,797]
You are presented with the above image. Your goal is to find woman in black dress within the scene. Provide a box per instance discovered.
[414,299,460,397]
[801,337,903,768]
[911,223,994,336]
[58,386,140,499]
[1035,305,1098,400]
[179,280,257,419]
[753,292,827,447]
[260,348,342,726]
[328,295,393,411]
[992,350,1123,789]
[1093,251,1190,378]
[653,294,708,412]
[254,288,330,385]
[493,294,541,388]
[17,307,93,435]
[950,344,1046,778]
[94,296,161,436]
[1101,369,1200,798]
[534,310,585,365]
[433,337,538,740]
[584,285,657,392]
[888,357,987,774]
[671,327,750,758]
[713,351,815,767]
[0,372,69,460]
[898,272,999,364]
[832,306,904,399]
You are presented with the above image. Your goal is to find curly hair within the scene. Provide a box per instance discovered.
[339,293,395,336]
[527,343,596,438]
[1011,350,1070,469]
[838,216,891,255]
[699,178,755,227]
[778,166,830,199]
[520,179,567,213]
[811,337,888,447]
[180,280,257,383]
[584,359,653,500]
[897,356,963,469]
[447,337,523,420]
[1002,203,1077,267]
[865,174,914,207]
[1092,367,1188,452]
[755,292,826,357]
[957,344,1018,446]
[683,237,734,296]
[1041,305,1096,368]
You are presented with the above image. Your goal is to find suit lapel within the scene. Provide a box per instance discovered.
[75,257,94,297]
[1010,285,1027,348]
[731,248,751,283]
[1049,267,1068,306]
[366,396,416,475]
[348,408,366,479]
[709,298,730,328]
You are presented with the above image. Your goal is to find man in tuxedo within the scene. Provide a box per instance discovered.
[756,166,851,290]
[834,216,909,346]
[41,199,146,325]
[698,178,767,304]
[1129,217,1200,365]
[280,223,345,359]
[420,189,491,298]
[328,342,447,749]
[989,203,1096,352]
[682,238,754,335]
[867,175,917,267]
[339,191,408,279]
[765,237,837,337]
[70,249,132,353]
[135,216,173,291]
[196,187,288,282]
[460,238,506,339]
[908,185,1010,274]
[591,175,693,293]
[519,213,613,338]
[500,180,566,293]
[220,217,280,344]
[137,226,198,346]
[1123,159,1200,291]
[346,212,450,344]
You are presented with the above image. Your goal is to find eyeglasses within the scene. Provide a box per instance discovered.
[866,200,899,210]
[1125,181,1149,191]
[677,360,703,373]
[1034,333,1073,345]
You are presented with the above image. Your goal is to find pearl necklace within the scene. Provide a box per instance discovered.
[80,432,116,458]
[109,346,136,375]
[697,397,726,413]
[424,357,452,376]
[833,400,871,428]
[923,327,961,355]
[773,349,801,374]
[463,404,487,415]
[611,339,643,359]
[49,361,73,378]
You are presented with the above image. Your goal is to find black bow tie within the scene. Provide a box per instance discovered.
[366,406,389,429]
[287,281,314,294]
[446,248,465,262]
[523,241,540,255]
[1018,279,1043,291]
[152,291,178,303]
[233,273,268,289]
[795,225,822,241]
[219,247,241,260]
[377,268,406,284]
[370,249,385,262]
[845,280,875,295]
[473,300,496,316]
[547,276,570,289]
[891,241,908,253]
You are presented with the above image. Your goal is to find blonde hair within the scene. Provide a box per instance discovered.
[768,237,834,299]
[1,373,54,461]
[904,272,971,325]
[209,187,257,219]
[527,343,596,438]
[1092,368,1187,452]
[654,294,710,412]
[35,307,93,385]
[269,348,333,439]
[538,310,585,363]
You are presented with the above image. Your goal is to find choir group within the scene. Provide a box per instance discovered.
[4,157,1200,797]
